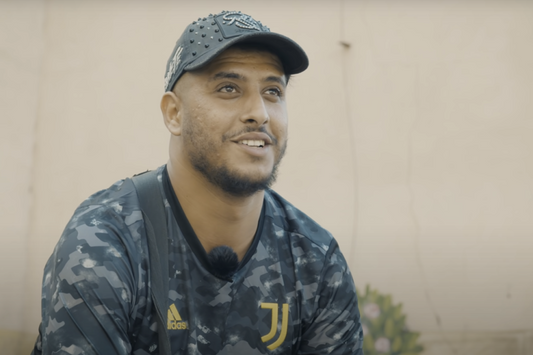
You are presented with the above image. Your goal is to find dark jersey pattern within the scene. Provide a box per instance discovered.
[32,165,363,355]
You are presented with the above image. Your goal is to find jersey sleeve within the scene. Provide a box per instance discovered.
[33,205,143,355]
[298,240,364,355]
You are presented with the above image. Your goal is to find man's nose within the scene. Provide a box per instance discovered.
[239,92,269,126]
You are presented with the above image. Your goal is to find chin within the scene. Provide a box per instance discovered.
[205,163,279,197]
[235,165,274,182]
[189,146,283,197]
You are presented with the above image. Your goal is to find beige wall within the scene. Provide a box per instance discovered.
[1,1,532,354]
[0,0,46,352]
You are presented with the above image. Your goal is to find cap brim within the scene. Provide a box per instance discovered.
[184,31,309,75]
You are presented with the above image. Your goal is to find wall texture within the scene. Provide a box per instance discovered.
[1,1,532,354]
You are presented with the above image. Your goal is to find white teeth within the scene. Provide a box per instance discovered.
[239,139,265,147]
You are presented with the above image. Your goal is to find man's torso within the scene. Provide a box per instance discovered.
[34,165,362,355]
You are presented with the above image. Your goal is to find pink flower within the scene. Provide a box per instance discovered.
[374,337,391,353]
[363,303,381,319]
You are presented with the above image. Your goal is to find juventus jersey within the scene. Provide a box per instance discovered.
[32,165,363,355]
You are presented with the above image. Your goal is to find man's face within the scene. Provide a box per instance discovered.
[173,47,288,197]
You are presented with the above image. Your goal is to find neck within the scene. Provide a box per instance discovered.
[167,156,264,261]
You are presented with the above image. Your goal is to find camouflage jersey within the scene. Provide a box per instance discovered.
[33,165,363,355]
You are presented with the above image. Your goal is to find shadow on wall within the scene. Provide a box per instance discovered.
[358,285,533,355]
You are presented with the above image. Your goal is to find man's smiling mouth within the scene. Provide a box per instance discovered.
[239,140,265,148]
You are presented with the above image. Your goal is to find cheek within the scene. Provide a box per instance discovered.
[182,107,228,148]
[270,109,288,140]
[182,103,208,133]
[274,124,288,143]
[188,102,206,123]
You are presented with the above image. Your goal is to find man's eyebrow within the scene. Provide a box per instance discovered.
[209,72,286,86]
[210,71,245,82]
[264,75,286,87]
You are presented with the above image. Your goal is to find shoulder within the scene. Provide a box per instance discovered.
[61,177,145,252]
[38,174,157,354]
[263,189,351,290]
[262,189,358,320]
[48,174,150,293]
[44,172,155,315]
[264,189,336,255]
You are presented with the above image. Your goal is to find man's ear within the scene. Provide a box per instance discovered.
[161,91,182,136]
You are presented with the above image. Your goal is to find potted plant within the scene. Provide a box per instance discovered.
[358,285,424,355]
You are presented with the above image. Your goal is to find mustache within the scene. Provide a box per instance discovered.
[222,126,278,146]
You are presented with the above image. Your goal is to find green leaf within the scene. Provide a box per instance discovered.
[363,333,375,354]
[404,333,418,350]
[384,319,396,338]
[391,336,402,352]
[383,295,392,311]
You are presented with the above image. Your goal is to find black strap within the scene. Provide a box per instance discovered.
[131,170,171,355]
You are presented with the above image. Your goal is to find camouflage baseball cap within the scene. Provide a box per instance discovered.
[163,10,309,92]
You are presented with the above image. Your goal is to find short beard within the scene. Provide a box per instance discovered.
[185,126,287,198]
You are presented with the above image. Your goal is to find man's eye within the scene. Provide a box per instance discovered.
[266,88,282,96]
[219,85,236,93]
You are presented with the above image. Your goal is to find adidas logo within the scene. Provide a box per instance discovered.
[167,303,188,330]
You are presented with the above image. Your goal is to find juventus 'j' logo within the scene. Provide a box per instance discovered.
[260,303,289,350]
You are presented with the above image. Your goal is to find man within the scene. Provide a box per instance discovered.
[33,11,363,355]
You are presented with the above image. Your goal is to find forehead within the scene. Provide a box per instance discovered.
[193,47,285,77]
